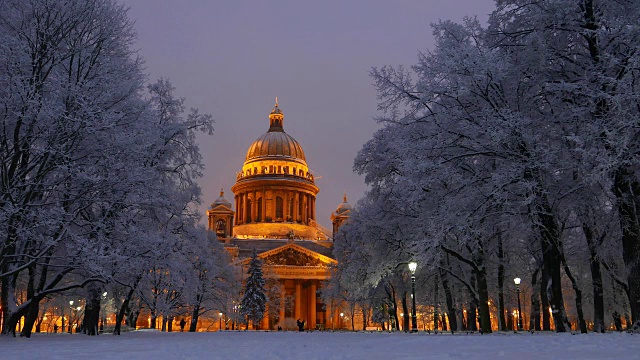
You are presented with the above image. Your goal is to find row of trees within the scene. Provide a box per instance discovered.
[333,0,640,333]
[0,0,234,337]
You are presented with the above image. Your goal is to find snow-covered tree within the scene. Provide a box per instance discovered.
[336,0,640,334]
[240,249,267,330]
[0,0,218,337]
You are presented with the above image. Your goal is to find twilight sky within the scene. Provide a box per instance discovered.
[121,0,496,228]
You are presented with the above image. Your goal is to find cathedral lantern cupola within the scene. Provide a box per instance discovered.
[268,97,284,131]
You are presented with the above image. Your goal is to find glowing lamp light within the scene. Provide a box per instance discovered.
[514,277,521,285]
[408,262,417,274]
[76,306,81,311]
[69,301,74,306]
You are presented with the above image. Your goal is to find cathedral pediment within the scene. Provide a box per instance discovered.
[209,203,233,213]
[239,243,336,267]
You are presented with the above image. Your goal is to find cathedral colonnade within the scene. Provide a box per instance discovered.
[234,188,316,226]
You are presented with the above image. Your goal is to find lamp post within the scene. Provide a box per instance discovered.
[514,277,523,331]
[101,292,107,333]
[408,261,418,333]
[219,312,223,331]
[68,301,74,333]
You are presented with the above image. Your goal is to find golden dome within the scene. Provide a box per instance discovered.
[244,100,306,163]
[245,132,306,162]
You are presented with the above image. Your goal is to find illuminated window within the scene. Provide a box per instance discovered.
[215,219,226,237]
[276,196,283,219]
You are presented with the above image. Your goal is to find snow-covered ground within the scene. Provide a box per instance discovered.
[1,330,638,359]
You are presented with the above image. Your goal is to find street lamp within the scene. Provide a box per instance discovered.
[101,292,108,332]
[514,277,523,331]
[68,301,74,333]
[408,261,418,333]
[219,312,223,331]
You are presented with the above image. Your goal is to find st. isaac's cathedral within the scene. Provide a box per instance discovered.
[207,100,352,330]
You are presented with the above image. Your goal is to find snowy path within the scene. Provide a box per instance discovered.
[1,330,637,359]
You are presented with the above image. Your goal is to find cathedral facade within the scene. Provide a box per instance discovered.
[207,100,349,330]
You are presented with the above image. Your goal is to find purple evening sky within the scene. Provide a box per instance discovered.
[121,0,495,228]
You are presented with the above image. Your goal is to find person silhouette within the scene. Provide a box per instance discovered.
[180,319,186,332]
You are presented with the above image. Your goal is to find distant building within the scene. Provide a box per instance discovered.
[207,100,350,330]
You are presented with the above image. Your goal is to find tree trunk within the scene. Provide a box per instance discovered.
[497,234,507,331]
[114,287,135,335]
[161,317,167,332]
[468,301,477,331]
[401,292,409,332]
[457,308,464,331]
[523,158,569,332]
[539,213,570,332]
[351,312,355,331]
[540,264,551,331]
[468,272,477,331]
[3,298,28,336]
[440,266,457,331]
[126,307,140,330]
[361,302,369,331]
[530,268,541,331]
[613,168,640,325]
[21,298,40,338]
[475,259,492,333]
[189,305,199,332]
[582,224,606,333]
[132,310,140,330]
[167,317,174,332]
[150,312,157,329]
[613,312,622,331]
[561,258,587,333]
[433,275,439,331]
[83,288,101,335]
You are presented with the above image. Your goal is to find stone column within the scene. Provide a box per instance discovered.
[261,303,269,329]
[310,281,317,330]
[238,194,243,224]
[252,191,257,223]
[234,195,238,224]
[244,192,249,223]
[293,192,298,223]
[262,188,266,223]
[304,194,309,224]
[295,281,301,320]
[279,284,285,326]
[285,191,290,221]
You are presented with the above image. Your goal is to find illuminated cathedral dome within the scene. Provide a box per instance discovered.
[245,132,306,163]
[230,99,321,240]
[244,99,306,164]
